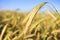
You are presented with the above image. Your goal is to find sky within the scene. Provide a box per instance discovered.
[0,0,60,12]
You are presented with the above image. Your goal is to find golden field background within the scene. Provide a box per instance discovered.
[0,2,60,40]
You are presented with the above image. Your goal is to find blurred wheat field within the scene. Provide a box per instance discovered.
[0,2,60,40]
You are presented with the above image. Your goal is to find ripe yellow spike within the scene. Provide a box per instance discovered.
[21,2,47,25]
[17,2,47,39]
[0,24,8,40]
[24,2,47,34]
